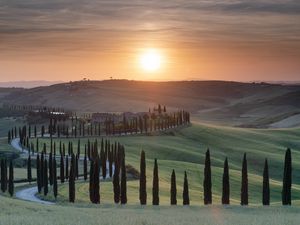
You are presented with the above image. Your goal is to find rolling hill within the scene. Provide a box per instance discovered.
[1,80,300,128]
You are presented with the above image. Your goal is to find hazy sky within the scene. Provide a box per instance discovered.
[0,0,300,82]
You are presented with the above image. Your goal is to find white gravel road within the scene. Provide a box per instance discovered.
[16,186,54,205]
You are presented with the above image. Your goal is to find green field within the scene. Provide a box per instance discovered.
[0,195,300,225]
[1,121,300,225]
[31,123,300,205]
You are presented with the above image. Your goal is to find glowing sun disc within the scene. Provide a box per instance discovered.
[140,49,162,72]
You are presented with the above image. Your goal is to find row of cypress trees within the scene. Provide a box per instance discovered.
[29,146,293,205]
[17,133,293,206]
[7,109,190,143]
[140,148,292,206]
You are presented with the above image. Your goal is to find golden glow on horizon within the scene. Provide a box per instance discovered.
[139,49,162,72]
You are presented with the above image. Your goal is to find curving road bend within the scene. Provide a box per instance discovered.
[16,186,54,205]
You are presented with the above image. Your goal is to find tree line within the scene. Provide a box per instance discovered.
[7,110,190,143]
[21,145,294,206]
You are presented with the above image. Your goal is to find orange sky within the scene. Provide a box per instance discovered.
[0,0,300,82]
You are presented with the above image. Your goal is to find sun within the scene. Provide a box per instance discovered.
[139,49,162,72]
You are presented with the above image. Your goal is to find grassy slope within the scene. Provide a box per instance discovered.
[2,80,300,127]
[35,123,300,205]
[0,195,300,225]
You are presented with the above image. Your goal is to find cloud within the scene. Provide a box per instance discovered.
[0,0,299,59]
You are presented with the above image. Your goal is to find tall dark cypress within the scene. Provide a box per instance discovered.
[241,153,248,205]
[183,171,190,205]
[120,157,127,204]
[75,155,79,179]
[89,160,94,203]
[69,154,76,203]
[101,148,107,179]
[113,159,120,203]
[27,154,32,183]
[60,154,65,183]
[4,159,8,192]
[8,130,11,144]
[222,157,230,205]
[262,158,270,205]
[84,153,88,181]
[36,138,39,153]
[282,148,292,205]
[34,125,37,138]
[65,156,69,180]
[1,159,6,192]
[139,150,147,205]
[53,157,58,199]
[77,139,80,157]
[41,152,44,188]
[152,158,159,205]
[170,169,177,205]
[93,158,100,204]
[8,161,14,197]
[43,159,48,196]
[203,149,212,205]
[37,154,42,193]
[49,152,53,186]
[109,150,113,178]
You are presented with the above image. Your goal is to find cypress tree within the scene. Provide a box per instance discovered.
[139,150,147,205]
[101,148,107,179]
[120,157,127,204]
[170,169,177,205]
[8,130,11,144]
[37,154,42,193]
[1,159,6,192]
[69,154,76,202]
[183,171,190,205]
[49,152,53,185]
[282,148,292,205]
[41,152,44,188]
[241,153,248,205]
[77,139,80,157]
[262,158,270,205]
[60,154,65,183]
[89,160,94,203]
[43,143,46,154]
[152,158,159,205]
[4,159,7,192]
[113,159,120,203]
[43,159,48,196]
[222,157,230,205]
[108,150,113,178]
[65,156,69,180]
[93,158,100,204]
[36,138,39,153]
[75,155,79,179]
[53,157,58,199]
[8,161,14,197]
[84,153,88,181]
[27,154,32,183]
[203,149,212,205]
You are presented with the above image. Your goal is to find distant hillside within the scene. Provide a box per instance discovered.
[0,80,63,88]
[1,80,300,128]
